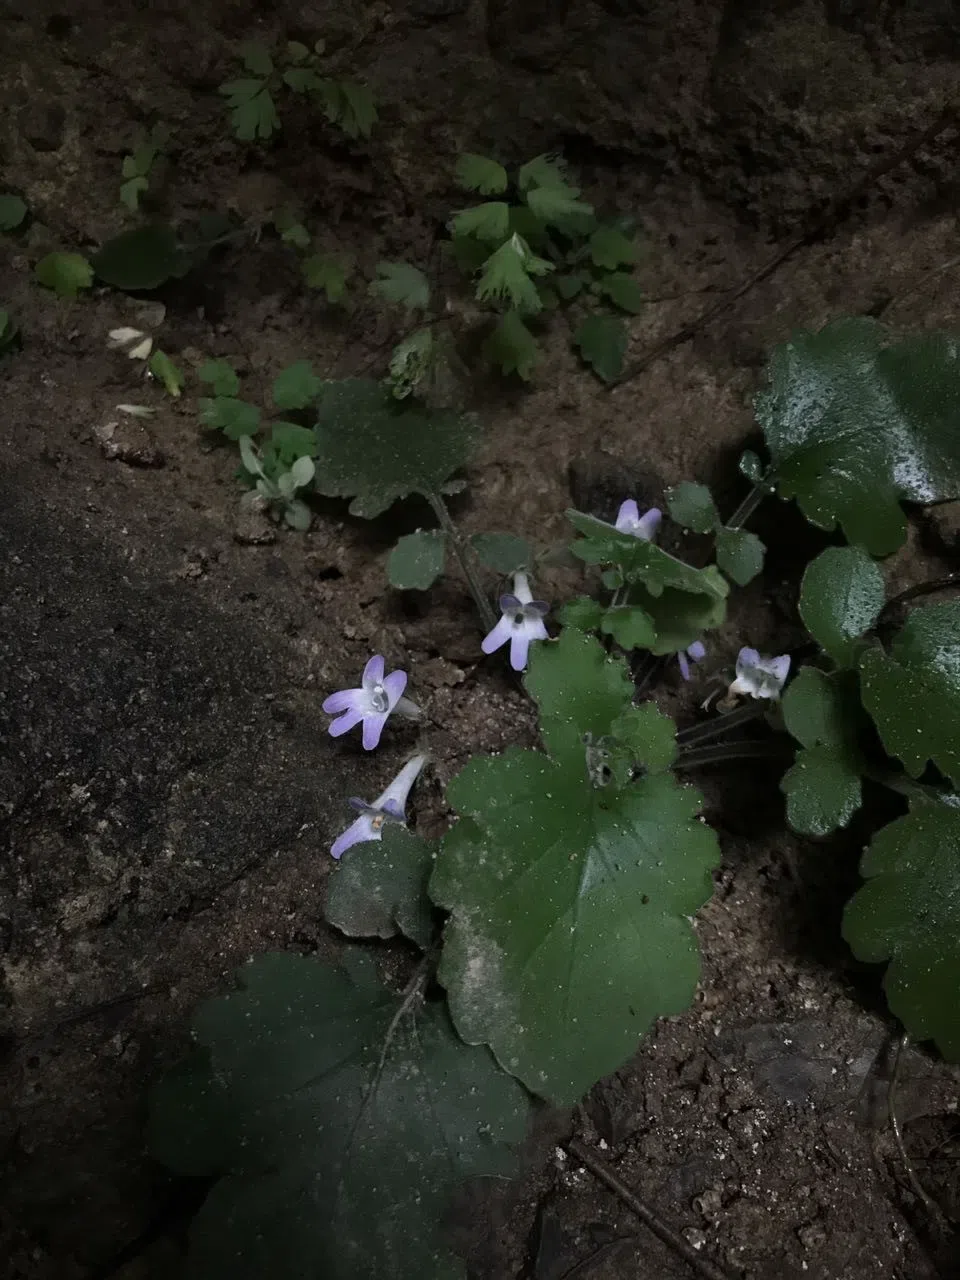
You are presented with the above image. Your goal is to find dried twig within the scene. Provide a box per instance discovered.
[567,1139,740,1280]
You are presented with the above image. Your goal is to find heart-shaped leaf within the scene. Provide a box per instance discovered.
[799,546,885,667]
[387,529,447,590]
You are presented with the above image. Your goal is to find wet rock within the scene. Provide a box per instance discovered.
[233,497,277,545]
[411,0,469,15]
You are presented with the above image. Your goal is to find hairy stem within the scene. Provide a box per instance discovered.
[427,491,497,632]
[676,703,767,747]
[676,740,791,771]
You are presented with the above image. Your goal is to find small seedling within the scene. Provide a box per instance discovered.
[239,434,315,530]
[34,251,94,299]
[0,194,28,232]
[120,124,170,212]
[220,38,377,143]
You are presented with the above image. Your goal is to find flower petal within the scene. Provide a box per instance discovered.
[498,594,522,613]
[380,799,405,820]
[381,669,408,710]
[362,655,385,688]
[736,647,760,675]
[615,498,639,531]
[769,654,791,683]
[512,572,533,605]
[481,615,513,655]
[635,507,662,540]
[529,599,550,616]
[523,615,549,644]
[362,712,388,751]
[322,687,362,714]
[687,640,707,662]
[328,707,364,737]
[509,631,531,671]
[677,650,691,681]
[331,815,378,859]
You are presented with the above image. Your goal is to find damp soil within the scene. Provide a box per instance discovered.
[2,3,960,1278]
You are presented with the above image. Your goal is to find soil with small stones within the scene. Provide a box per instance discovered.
[3,3,960,1278]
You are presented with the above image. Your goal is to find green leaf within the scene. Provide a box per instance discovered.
[222,82,279,141]
[739,449,766,484]
[449,202,510,243]
[781,668,865,836]
[387,529,447,590]
[240,40,274,76]
[335,81,378,138]
[589,226,640,270]
[859,601,960,785]
[567,510,729,602]
[313,379,477,518]
[600,605,656,651]
[34,251,94,298]
[302,252,351,301]
[266,422,317,467]
[799,545,885,667]
[149,952,530,1279]
[524,185,594,228]
[469,533,531,575]
[599,272,644,314]
[483,309,539,380]
[325,827,436,949]
[92,224,181,290]
[200,397,261,440]
[286,39,310,64]
[555,272,587,300]
[0,194,28,231]
[715,527,765,586]
[610,702,678,772]
[558,596,605,632]
[843,800,960,1059]
[283,67,322,93]
[454,154,508,196]
[0,309,21,355]
[665,482,718,533]
[148,349,184,397]
[432,633,719,1103]
[119,176,148,212]
[277,215,311,249]
[272,359,323,410]
[626,581,728,655]
[199,359,240,397]
[369,261,430,312]
[517,153,569,192]
[756,318,960,555]
[574,314,627,383]
[475,235,551,314]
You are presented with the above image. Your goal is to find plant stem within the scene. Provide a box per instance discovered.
[724,479,773,532]
[676,704,767,747]
[675,740,791,771]
[426,491,497,632]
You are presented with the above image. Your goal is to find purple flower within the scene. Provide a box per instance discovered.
[481,572,549,672]
[677,640,707,681]
[323,655,413,751]
[615,500,662,541]
[330,753,427,859]
[728,647,791,701]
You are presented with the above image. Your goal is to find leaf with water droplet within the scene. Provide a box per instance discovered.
[756,318,960,554]
[844,799,960,1060]
[799,545,885,668]
[148,950,529,1279]
[431,630,719,1104]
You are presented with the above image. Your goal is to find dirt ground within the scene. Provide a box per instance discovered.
[2,2,960,1278]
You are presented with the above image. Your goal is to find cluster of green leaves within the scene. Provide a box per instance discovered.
[561,509,730,655]
[448,153,643,382]
[33,216,234,298]
[150,629,718,1277]
[120,123,170,212]
[751,316,960,1060]
[272,208,355,302]
[220,39,377,143]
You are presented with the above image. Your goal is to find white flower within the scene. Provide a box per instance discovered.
[481,572,550,672]
[728,647,791,700]
[330,753,428,859]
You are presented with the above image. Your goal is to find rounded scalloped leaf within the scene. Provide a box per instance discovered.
[325,826,436,949]
[799,546,885,668]
[387,529,447,590]
[843,801,960,1060]
[149,951,530,1280]
[756,318,960,555]
[859,600,960,785]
